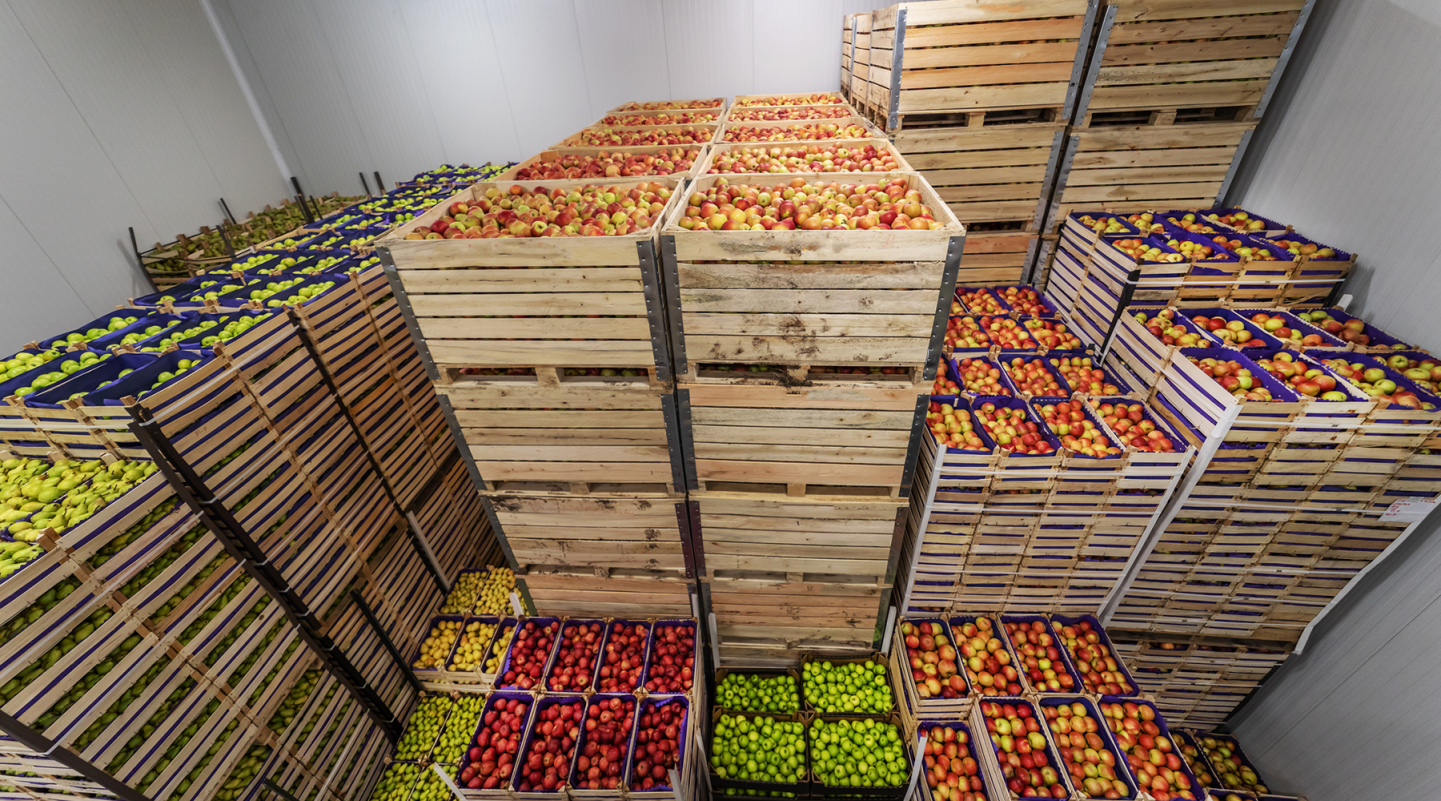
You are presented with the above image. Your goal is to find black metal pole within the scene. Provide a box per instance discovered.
[290,176,315,224]
[0,710,154,801]
[220,198,238,225]
[128,226,159,294]
[217,220,236,259]
[374,171,385,193]
[360,172,373,197]
[261,779,304,801]
[285,308,449,594]
[350,590,424,695]
[1101,267,1143,357]
[125,403,402,742]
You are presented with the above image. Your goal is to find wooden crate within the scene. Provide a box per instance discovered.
[661,171,963,378]
[716,118,875,143]
[961,230,1040,285]
[731,92,849,108]
[867,0,1095,130]
[591,109,725,128]
[378,177,678,379]
[439,380,682,495]
[852,14,874,114]
[694,492,907,578]
[1077,0,1308,123]
[1046,123,1256,234]
[895,119,1067,228]
[552,125,717,149]
[519,568,694,618]
[695,138,913,175]
[491,145,705,183]
[605,99,726,115]
[680,383,925,498]
[704,572,887,666]
[485,492,689,575]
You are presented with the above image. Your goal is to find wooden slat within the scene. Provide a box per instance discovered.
[936,182,1048,202]
[694,442,905,465]
[896,125,1062,154]
[690,425,911,449]
[1060,181,1226,203]
[1107,0,1303,25]
[1064,165,1231,186]
[1104,38,1288,66]
[1095,59,1282,86]
[677,261,944,289]
[1088,81,1269,110]
[1072,146,1243,169]
[397,267,644,293]
[682,313,932,338]
[907,150,1054,172]
[690,407,914,429]
[473,461,674,482]
[409,292,648,316]
[900,62,1076,90]
[684,335,930,364]
[678,288,935,315]
[455,409,662,428]
[428,339,657,367]
[894,41,1080,70]
[418,317,651,340]
[896,83,1071,112]
[695,459,901,487]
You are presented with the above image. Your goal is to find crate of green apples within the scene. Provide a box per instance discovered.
[802,655,895,717]
[809,715,912,800]
[715,669,801,715]
[709,708,807,798]
[1181,731,1271,796]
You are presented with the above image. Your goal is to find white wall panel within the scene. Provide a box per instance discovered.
[119,0,287,215]
[9,2,228,235]
[1232,0,1441,349]
[485,1,595,151]
[576,0,673,117]
[753,0,847,95]
[397,0,523,166]
[307,0,447,186]
[0,196,95,353]
[663,1,756,101]
[0,1,159,321]
[225,0,373,194]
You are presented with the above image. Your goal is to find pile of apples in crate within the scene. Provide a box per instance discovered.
[930,282,1182,459]
[709,660,910,796]
[383,618,697,796]
[900,615,1296,801]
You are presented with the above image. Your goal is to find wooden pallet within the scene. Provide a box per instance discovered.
[379,177,678,376]
[895,118,1066,229]
[704,572,886,667]
[867,0,1094,129]
[1046,123,1256,234]
[519,569,695,618]
[680,383,925,497]
[1077,0,1307,122]
[661,171,962,376]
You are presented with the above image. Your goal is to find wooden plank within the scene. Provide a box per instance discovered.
[1075,122,1252,149]
[686,384,923,410]
[701,527,895,547]
[906,150,1054,172]
[893,41,1080,70]
[463,428,670,446]
[1072,146,1243,169]
[472,461,675,482]
[396,266,644,293]
[408,292,648,316]
[946,200,1047,221]
[886,18,1084,48]
[1061,181,1224,203]
[1064,164,1231,186]
[418,317,651,340]
[690,425,911,449]
[684,335,930,364]
[441,384,667,409]
[936,183,1048,202]
[895,125,1062,154]
[1104,38,1288,66]
[1095,59,1281,86]
[428,339,657,367]
[1088,81,1269,110]
[678,288,935,315]
[695,459,902,487]
[682,313,932,338]
[677,261,944,290]
[455,409,662,428]
[900,62,1076,90]
[1108,1,1303,25]
[694,442,905,464]
[690,407,914,428]
[896,83,1070,112]
[874,0,1088,28]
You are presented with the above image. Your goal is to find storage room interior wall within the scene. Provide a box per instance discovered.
[0,0,287,353]
[206,0,891,197]
[1219,0,1441,799]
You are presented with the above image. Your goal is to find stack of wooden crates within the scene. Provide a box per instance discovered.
[1036,0,1313,280]
[377,101,733,625]
[658,164,967,667]
[850,0,1096,283]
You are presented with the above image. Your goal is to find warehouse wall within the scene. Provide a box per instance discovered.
[0,0,287,353]
[210,0,891,196]
[1223,1,1441,800]
[1229,0,1441,348]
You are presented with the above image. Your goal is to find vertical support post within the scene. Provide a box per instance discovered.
[659,235,687,379]
[378,248,442,384]
[1030,129,1068,235]
[129,226,159,295]
[898,396,929,500]
[1063,0,1102,119]
[1100,268,1143,360]
[217,219,236,258]
[360,172,373,197]
[375,171,386,192]
[220,197,238,225]
[1216,128,1257,207]
[1043,136,1080,238]
[290,176,315,224]
[1070,5,1116,125]
[899,434,944,615]
[886,8,906,133]
[923,235,967,381]
[1255,0,1318,119]
[675,389,698,492]
[637,240,673,383]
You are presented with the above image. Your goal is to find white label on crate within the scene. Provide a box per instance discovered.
[1381,497,1439,523]
[510,591,524,616]
[432,763,465,801]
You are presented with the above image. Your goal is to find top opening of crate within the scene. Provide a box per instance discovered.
[663,172,962,263]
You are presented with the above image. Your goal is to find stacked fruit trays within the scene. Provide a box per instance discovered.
[379,153,699,621]
[0,166,504,801]
[554,98,724,152]
[857,0,1094,274]
[897,280,1192,617]
[1047,210,1355,349]
[660,165,963,667]
[1111,633,1289,730]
